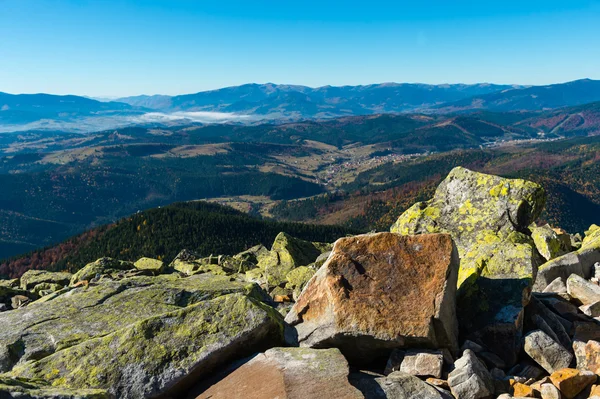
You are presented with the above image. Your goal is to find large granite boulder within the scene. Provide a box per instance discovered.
[534,224,600,292]
[195,348,362,399]
[19,270,72,291]
[1,272,283,398]
[391,167,546,366]
[285,232,459,362]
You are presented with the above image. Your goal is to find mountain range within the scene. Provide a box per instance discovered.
[3,79,600,132]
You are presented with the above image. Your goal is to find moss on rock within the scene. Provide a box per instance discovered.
[9,293,284,399]
[390,167,546,367]
[70,258,134,286]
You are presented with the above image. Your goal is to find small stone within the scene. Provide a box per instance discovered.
[540,383,562,399]
[511,382,535,397]
[530,376,552,392]
[385,349,444,378]
[134,257,165,274]
[543,277,568,295]
[10,295,30,309]
[567,274,600,306]
[549,368,597,399]
[595,263,600,280]
[426,378,450,390]
[582,340,600,374]
[448,349,495,399]
[580,301,600,317]
[523,330,573,374]
[590,384,600,397]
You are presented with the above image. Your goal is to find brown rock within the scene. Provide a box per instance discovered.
[512,382,536,397]
[427,378,450,390]
[584,340,600,374]
[285,233,459,362]
[196,347,362,399]
[549,368,597,399]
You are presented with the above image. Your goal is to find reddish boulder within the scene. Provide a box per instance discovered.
[285,232,459,362]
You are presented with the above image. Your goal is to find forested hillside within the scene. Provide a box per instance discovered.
[0,202,360,279]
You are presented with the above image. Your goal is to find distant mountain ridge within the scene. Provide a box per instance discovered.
[116,82,517,116]
[3,79,600,132]
[433,79,600,113]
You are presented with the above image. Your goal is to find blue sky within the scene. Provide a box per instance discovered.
[1,0,599,97]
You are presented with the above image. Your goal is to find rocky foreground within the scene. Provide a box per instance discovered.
[1,167,600,398]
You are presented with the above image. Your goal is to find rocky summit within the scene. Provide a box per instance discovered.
[1,166,600,399]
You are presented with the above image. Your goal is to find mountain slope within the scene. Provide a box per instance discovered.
[0,201,360,279]
[433,79,600,113]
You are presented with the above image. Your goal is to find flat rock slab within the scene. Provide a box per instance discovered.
[524,330,573,374]
[0,376,110,399]
[285,232,459,362]
[9,293,283,399]
[196,348,362,399]
[0,273,262,373]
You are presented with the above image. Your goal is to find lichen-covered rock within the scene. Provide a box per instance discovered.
[524,330,573,374]
[531,224,571,262]
[134,257,165,274]
[256,232,326,287]
[0,279,19,288]
[169,250,228,276]
[448,349,495,399]
[70,257,135,285]
[391,167,546,366]
[535,225,600,292]
[195,347,362,399]
[0,376,110,399]
[0,273,264,373]
[31,282,63,296]
[285,266,316,300]
[285,233,459,362]
[19,270,72,291]
[9,293,284,399]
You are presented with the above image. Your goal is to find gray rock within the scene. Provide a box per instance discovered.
[384,349,444,378]
[523,330,573,374]
[573,321,600,370]
[350,371,449,399]
[543,277,568,295]
[525,296,572,351]
[448,349,495,399]
[567,274,600,305]
[540,383,561,399]
[535,253,587,292]
[581,301,600,317]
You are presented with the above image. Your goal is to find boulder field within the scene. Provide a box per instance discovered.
[1,167,600,398]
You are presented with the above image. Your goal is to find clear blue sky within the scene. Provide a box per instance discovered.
[1,0,599,97]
